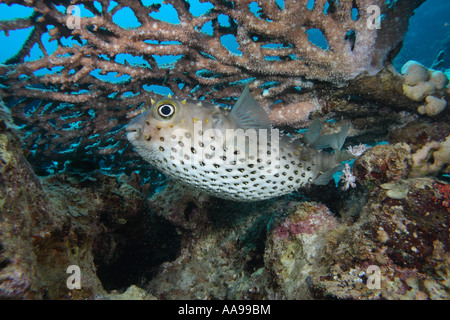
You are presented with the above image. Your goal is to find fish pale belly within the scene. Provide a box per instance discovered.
[150,141,321,202]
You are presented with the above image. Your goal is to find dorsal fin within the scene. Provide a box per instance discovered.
[304,121,350,151]
[230,85,271,130]
[303,119,322,145]
[329,123,350,151]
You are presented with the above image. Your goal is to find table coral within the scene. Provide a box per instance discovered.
[0,0,426,172]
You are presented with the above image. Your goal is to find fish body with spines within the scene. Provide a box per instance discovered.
[126,86,349,201]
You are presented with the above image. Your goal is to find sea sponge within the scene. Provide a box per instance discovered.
[409,135,450,177]
[402,81,436,102]
[401,61,449,108]
[401,61,430,86]
[417,95,447,117]
[430,71,449,90]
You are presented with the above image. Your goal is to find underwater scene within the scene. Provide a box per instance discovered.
[0,0,449,301]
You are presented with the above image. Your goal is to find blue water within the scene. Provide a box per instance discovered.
[393,0,450,70]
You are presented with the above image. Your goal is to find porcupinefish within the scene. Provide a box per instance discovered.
[126,85,349,201]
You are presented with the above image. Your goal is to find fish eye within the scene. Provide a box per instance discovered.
[157,103,176,118]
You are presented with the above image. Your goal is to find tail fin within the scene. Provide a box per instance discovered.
[303,120,350,151]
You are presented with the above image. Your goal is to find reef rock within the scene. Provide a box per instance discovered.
[353,144,412,186]
[0,102,173,298]
[263,202,339,299]
[309,177,450,300]
[390,120,450,177]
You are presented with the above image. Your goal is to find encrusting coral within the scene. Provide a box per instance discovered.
[0,0,428,173]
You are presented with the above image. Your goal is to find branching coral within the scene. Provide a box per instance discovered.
[0,0,425,172]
